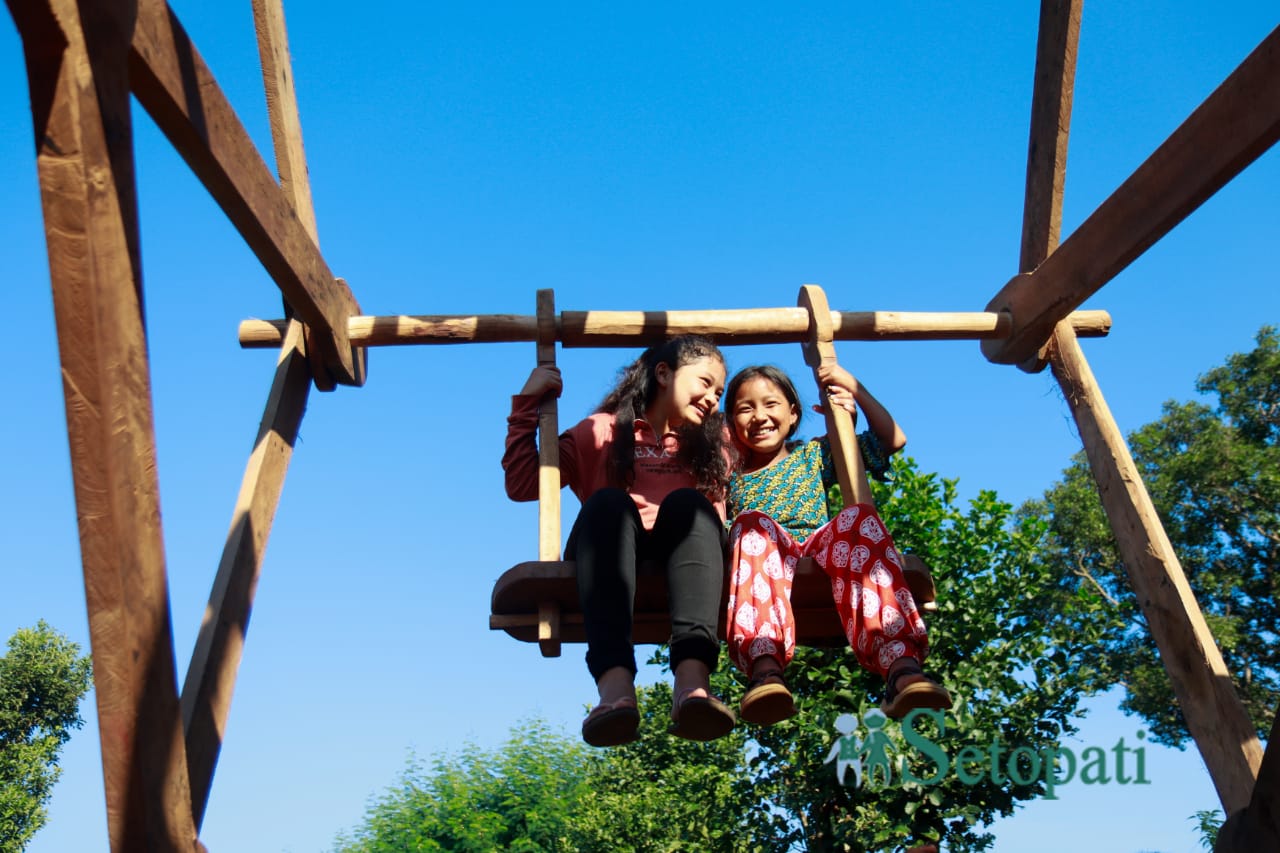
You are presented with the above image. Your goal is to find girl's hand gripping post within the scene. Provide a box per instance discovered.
[798,285,874,507]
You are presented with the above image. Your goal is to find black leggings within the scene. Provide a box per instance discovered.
[566,488,726,682]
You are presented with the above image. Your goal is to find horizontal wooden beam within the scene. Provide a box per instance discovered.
[240,308,1113,348]
[127,0,363,386]
[984,24,1280,366]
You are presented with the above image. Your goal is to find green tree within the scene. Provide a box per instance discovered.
[1018,326,1279,746]
[333,709,775,853]
[333,719,589,853]
[0,621,93,852]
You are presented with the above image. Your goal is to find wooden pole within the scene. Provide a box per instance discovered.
[1013,0,1262,813]
[1052,327,1263,811]
[797,285,871,507]
[984,24,1280,367]
[239,308,1113,349]
[8,0,201,847]
[535,290,562,657]
[181,2,325,825]
[181,320,310,828]
[251,0,364,392]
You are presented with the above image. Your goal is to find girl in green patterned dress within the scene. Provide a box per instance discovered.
[724,363,951,725]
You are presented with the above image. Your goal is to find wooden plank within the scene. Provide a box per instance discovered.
[490,560,848,647]
[984,24,1280,366]
[126,0,363,386]
[1051,324,1262,812]
[9,0,201,847]
[535,290,561,561]
[180,320,310,830]
[239,308,1114,349]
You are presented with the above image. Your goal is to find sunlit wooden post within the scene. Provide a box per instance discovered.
[8,0,202,848]
[535,289,563,656]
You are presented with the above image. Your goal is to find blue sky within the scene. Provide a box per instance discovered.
[2,2,1276,851]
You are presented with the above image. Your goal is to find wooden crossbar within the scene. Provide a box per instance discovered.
[240,307,1112,348]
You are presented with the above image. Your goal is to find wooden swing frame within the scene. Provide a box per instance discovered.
[5,0,1277,848]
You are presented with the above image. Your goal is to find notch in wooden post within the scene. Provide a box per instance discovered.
[798,284,871,507]
[536,290,561,561]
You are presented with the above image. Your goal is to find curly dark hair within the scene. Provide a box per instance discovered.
[596,335,733,499]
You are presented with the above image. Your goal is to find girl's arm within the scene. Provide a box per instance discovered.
[502,366,566,501]
[816,363,906,453]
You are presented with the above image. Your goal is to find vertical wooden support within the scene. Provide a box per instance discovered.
[251,0,365,391]
[797,284,872,507]
[535,289,562,656]
[179,2,326,825]
[8,0,201,848]
[180,320,310,828]
[1016,0,1262,812]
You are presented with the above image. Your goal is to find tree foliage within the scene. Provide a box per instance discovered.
[0,621,93,852]
[1018,326,1280,746]
[333,709,776,853]
[340,458,1113,852]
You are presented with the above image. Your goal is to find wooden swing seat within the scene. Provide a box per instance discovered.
[489,554,937,657]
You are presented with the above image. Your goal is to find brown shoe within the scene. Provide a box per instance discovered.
[880,661,952,720]
[740,670,798,726]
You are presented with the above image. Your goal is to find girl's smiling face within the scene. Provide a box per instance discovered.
[656,355,726,429]
[731,375,800,465]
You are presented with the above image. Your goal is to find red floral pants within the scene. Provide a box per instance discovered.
[725,504,929,677]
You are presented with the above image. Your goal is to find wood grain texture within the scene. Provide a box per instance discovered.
[180,320,310,829]
[239,309,1113,348]
[11,0,201,847]
[1052,325,1262,812]
[536,290,561,562]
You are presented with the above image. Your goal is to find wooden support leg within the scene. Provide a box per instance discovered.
[180,320,310,829]
[538,602,563,658]
[8,0,201,847]
[1050,325,1263,812]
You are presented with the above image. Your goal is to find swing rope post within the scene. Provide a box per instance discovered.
[535,289,563,656]
[798,284,872,508]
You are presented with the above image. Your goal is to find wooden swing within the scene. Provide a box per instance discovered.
[489,284,938,657]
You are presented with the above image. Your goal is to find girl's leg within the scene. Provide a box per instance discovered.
[651,489,736,740]
[568,488,645,685]
[725,510,801,675]
[649,488,726,677]
[805,504,929,678]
